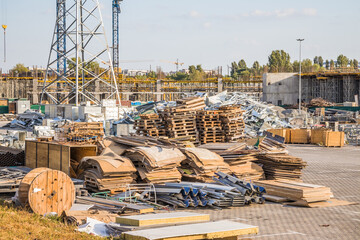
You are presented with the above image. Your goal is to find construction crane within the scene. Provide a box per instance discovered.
[113,0,123,77]
[1,25,6,62]
[1,0,7,62]
[161,59,184,72]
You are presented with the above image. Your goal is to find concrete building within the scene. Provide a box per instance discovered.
[263,72,360,105]
[262,73,299,105]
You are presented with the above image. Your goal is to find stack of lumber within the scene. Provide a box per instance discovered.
[219,106,245,142]
[0,146,25,166]
[125,146,185,183]
[63,122,104,143]
[255,179,333,206]
[78,148,137,191]
[134,114,166,137]
[255,153,307,181]
[197,110,225,144]
[174,97,206,111]
[179,147,231,182]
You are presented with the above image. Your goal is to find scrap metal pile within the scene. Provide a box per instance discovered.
[5,111,44,129]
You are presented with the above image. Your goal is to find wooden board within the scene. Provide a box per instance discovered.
[116,212,210,227]
[122,220,259,240]
[25,141,37,169]
[18,168,75,215]
[324,132,345,147]
[290,129,311,144]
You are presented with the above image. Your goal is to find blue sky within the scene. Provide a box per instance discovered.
[0,0,359,72]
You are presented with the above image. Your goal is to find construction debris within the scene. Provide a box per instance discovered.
[179,147,231,182]
[125,146,185,183]
[78,148,137,191]
[5,111,44,129]
[0,146,25,166]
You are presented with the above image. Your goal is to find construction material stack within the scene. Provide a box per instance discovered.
[219,106,245,142]
[160,97,205,142]
[125,146,186,184]
[255,153,307,181]
[179,148,231,182]
[63,122,104,143]
[134,114,166,137]
[197,110,225,144]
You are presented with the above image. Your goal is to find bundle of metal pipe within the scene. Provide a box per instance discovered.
[0,146,25,167]
[213,172,266,204]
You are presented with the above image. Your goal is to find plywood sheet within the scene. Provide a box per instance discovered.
[116,212,210,227]
[25,141,37,169]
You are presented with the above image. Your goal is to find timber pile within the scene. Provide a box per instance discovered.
[179,148,231,182]
[0,146,25,166]
[259,135,287,153]
[219,106,245,142]
[134,114,166,137]
[64,122,104,143]
[255,153,307,181]
[197,110,225,144]
[255,179,333,206]
[125,146,185,183]
[78,148,137,191]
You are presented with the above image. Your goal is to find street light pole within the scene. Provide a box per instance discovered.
[297,39,304,112]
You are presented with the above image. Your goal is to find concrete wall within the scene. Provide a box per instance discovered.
[262,73,298,105]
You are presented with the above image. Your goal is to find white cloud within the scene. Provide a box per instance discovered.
[190,10,200,17]
[275,8,296,17]
[203,22,211,28]
[303,8,317,16]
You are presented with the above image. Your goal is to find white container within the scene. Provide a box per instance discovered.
[44,104,57,118]
[102,106,119,120]
[64,105,79,120]
[16,100,31,114]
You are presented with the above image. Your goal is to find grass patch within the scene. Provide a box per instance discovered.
[0,202,103,240]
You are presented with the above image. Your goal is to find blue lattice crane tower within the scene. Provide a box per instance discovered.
[113,0,123,78]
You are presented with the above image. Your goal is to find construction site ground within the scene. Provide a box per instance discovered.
[186,145,360,240]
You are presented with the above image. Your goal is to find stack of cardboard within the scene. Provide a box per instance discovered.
[219,106,245,142]
[255,153,307,181]
[134,114,166,137]
[78,148,137,191]
[179,148,231,182]
[196,110,225,144]
[125,146,185,184]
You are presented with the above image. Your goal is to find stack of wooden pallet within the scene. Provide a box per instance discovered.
[159,97,204,142]
[197,110,225,144]
[134,114,166,137]
[219,106,245,142]
[125,146,186,184]
[64,122,104,143]
[255,153,307,181]
[77,148,137,191]
[179,148,231,182]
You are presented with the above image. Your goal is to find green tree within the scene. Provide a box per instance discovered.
[313,56,319,65]
[188,65,205,81]
[354,59,359,69]
[11,63,29,74]
[330,60,335,69]
[318,56,324,67]
[325,60,330,69]
[293,60,300,72]
[238,59,247,70]
[302,59,313,73]
[171,72,189,81]
[268,50,293,73]
[336,55,349,67]
[147,71,157,79]
[251,61,260,75]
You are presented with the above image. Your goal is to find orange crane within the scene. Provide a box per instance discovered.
[161,59,184,72]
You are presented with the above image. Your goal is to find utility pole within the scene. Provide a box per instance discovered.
[2,25,6,62]
[297,38,304,111]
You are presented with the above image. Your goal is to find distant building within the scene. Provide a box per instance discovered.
[122,69,149,77]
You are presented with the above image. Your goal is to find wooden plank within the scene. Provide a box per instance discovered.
[49,144,61,171]
[116,212,210,227]
[25,141,37,169]
[122,220,259,240]
[61,146,70,176]
[36,143,49,168]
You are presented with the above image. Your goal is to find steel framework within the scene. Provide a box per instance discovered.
[112,0,122,77]
[41,0,120,106]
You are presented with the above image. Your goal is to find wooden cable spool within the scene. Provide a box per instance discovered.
[18,168,75,215]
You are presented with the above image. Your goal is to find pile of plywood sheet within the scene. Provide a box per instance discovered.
[259,133,287,153]
[179,147,231,182]
[134,114,166,137]
[105,211,258,239]
[219,106,245,142]
[254,179,346,207]
[77,148,137,191]
[125,146,185,183]
[255,153,307,181]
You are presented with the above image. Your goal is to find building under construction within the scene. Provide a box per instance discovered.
[263,72,360,105]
